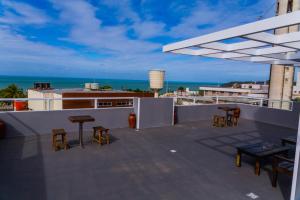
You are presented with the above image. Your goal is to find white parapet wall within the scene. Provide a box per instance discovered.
[0,107,133,137]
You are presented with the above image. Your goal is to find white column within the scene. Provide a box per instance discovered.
[260,99,263,107]
[94,99,97,109]
[290,113,300,200]
[136,98,141,130]
[172,98,175,125]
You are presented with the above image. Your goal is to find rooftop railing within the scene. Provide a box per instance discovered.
[0,97,135,112]
[0,96,294,112]
[175,96,294,111]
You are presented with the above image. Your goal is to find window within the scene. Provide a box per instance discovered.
[287,0,293,13]
[276,2,280,15]
[97,102,112,107]
[117,102,129,106]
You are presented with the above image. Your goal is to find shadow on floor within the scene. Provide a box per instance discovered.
[0,113,47,200]
[194,119,295,200]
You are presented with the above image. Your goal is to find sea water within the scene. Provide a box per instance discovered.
[0,75,219,92]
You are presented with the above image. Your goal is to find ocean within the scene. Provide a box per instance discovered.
[0,75,219,92]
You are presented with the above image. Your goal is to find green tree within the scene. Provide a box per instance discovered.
[133,88,142,92]
[177,86,185,95]
[0,84,26,98]
[177,86,185,92]
[294,97,300,102]
[100,85,112,90]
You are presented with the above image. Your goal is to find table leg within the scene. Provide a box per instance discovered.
[255,159,260,175]
[106,130,110,144]
[236,150,241,167]
[99,130,102,145]
[226,111,229,126]
[79,122,84,148]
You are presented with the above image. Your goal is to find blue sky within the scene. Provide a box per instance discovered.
[0,0,277,82]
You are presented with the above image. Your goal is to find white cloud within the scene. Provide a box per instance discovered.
[0,0,50,25]
[100,0,140,23]
[99,0,166,39]
[0,23,269,82]
[133,20,166,39]
[0,0,271,81]
[168,0,275,38]
[51,0,161,54]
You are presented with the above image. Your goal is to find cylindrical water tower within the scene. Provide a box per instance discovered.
[149,70,165,98]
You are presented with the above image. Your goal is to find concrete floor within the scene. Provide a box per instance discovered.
[0,119,296,200]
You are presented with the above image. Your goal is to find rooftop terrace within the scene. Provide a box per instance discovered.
[0,119,295,200]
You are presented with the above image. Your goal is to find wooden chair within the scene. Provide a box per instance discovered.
[92,126,110,145]
[227,108,241,126]
[213,115,226,127]
[52,129,69,151]
[272,155,294,187]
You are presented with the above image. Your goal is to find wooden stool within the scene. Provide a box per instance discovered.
[52,129,69,151]
[92,126,110,145]
[227,108,241,126]
[213,115,226,127]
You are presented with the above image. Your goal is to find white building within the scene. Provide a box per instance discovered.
[241,83,268,90]
[199,86,268,98]
[28,88,63,111]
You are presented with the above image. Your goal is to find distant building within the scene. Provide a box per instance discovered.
[27,83,153,111]
[171,87,199,96]
[199,84,268,99]
[241,83,268,90]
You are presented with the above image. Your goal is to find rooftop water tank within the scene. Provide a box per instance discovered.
[34,82,51,90]
[149,70,165,97]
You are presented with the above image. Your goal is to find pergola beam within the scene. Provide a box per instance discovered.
[162,11,300,66]
[163,11,300,52]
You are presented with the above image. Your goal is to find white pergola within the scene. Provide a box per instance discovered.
[163,11,300,66]
[163,11,300,200]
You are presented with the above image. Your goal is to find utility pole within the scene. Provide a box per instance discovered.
[268,0,299,109]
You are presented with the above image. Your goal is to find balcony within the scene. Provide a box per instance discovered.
[0,98,298,200]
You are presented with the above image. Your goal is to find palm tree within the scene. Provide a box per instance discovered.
[177,86,185,96]
[0,84,26,98]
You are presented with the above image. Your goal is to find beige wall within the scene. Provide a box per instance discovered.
[28,89,47,111]
[28,90,62,111]
[51,93,62,110]
[268,0,299,109]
